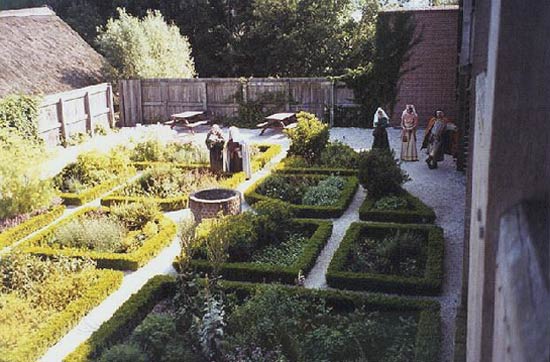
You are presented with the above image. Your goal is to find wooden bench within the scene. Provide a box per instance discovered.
[257,112,297,135]
[166,111,209,134]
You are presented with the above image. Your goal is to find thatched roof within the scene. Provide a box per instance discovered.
[0,7,107,98]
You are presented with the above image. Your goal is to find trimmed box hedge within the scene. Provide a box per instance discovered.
[0,205,65,249]
[359,189,436,224]
[59,173,136,206]
[101,144,282,211]
[174,219,332,284]
[274,165,358,176]
[245,174,359,218]
[327,222,444,296]
[65,276,440,362]
[9,269,123,362]
[18,207,177,271]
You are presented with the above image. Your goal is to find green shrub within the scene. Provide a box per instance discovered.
[98,344,146,362]
[0,129,56,219]
[131,314,177,360]
[302,184,340,206]
[0,93,40,141]
[97,8,195,80]
[131,139,163,162]
[53,214,127,252]
[255,174,306,204]
[252,233,308,267]
[374,195,409,210]
[319,141,359,169]
[359,189,436,224]
[253,199,294,246]
[109,199,161,230]
[285,111,329,163]
[358,149,409,198]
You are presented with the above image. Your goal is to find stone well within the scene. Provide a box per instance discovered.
[189,188,241,222]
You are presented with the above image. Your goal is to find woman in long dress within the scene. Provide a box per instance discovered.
[223,126,252,179]
[372,107,390,150]
[400,104,419,161]
[205,124,225,172]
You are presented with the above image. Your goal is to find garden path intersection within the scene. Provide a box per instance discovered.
[4,125,464,362]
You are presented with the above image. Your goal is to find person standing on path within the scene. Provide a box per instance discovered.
[205,124,225,173]
[400,104,419,161]
[372,107,391,150]
[422,110,458,169]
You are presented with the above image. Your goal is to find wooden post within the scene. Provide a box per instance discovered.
[106,83,115,128]
[162,80,169,121]
[84,91,92,135]
[202,81,208,112]
[118,80,126,126]
[57,97,67,146]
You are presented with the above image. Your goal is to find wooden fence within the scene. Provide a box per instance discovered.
[119,78,358,127]
[38,83,115,146]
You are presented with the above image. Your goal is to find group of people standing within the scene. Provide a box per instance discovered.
[372,104,458,169]
[205,125,252,178]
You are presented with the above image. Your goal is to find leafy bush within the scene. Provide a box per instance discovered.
[131,139,163,162]
[53,214,127,252]
[98,344,146,362]
[319,141,359,169]
[0,94,40,141]
[131,314,177,360]
[302,176,346,206]
[285,111,329,163]
[253,199,294,246]
[358,149,409,198]
[252,233,308,267]
[109,199,160,230]
[255,175,305,204]
[0,129,56,220]
[131,139,208,164]
[373,195,409,210]
[97,8,195,80]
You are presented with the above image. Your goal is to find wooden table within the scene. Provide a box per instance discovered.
[166,111,208,133]
[257,112,297,135]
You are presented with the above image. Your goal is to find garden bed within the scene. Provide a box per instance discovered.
[327,222,444,295]
[359,189,436,224]
[245,173,358,218]
[177,219,332,284]
[0,205,65,249]
[17,206,177,271]
[0,254,122,362]
[64,275,440,362]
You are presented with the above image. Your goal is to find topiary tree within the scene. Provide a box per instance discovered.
[285,111,329,164]
[358,149,410,198]
[96,8,196,80]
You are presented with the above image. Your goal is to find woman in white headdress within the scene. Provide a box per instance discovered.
[205,124,225,172]
[372,107,390,150]
[223,126,252,179]
[400,104,419,161]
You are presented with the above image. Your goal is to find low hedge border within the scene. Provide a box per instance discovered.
[274,165,358,176]
[245,174,359,218]
[63,274,174,362]
[326,222,444,296]
[59,172,136,206]
[18,207,177,271]
[0,205,65,249]
[359,189,436,224]
[101,144,282,211]
[174,219,333,284]
[64,276,440,362]
[10,269,123,362]
[132,162,207,170]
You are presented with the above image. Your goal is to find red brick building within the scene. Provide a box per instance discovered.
[384,6,460,127]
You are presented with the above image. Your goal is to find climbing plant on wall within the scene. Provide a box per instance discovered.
[341,11,417,127]
[0,94,41,141]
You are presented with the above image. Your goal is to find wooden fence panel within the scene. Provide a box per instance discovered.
[206,79,241,117]
[38,83,114,146]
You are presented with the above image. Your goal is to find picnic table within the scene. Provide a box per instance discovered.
[166,111,209,134]
[256,112,297,135]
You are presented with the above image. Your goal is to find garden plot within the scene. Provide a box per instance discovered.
[327,222,444,295]
[359,189,436,224]
[0,253,122,362]
[245,173,358,218]
[17,203,176,270]
[65,275,440,362]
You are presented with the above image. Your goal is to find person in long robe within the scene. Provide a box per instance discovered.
[421,110,458,169]
[400,104,419,161]
[205,124,225,173]
[372,107,390,150]
[223,126,252,179]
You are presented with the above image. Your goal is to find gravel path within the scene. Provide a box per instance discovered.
[304,186,366,288]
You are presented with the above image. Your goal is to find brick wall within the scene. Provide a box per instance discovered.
[384,6,459,128]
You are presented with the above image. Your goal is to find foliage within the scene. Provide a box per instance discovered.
[131,314,178,360]
[359,190,436,224]
[65,131,90,147]
[358,149,410,198]
[53,213,127,252]
[302,184,341,206]
[230,90,292,128]
[374,195,409,210]
[285,112,330,163]
[319,141,359,169]
[342,11,417,127]
[253,199,295,246]
[0,93,40,141]
[131,139,208,164]
[199,295,226,360]
[98,344,146,362]
[96,8,195,81]
[252,233,308,267]
[0,129,56,220]
[109,199,160,230]
[256,175,309,204]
